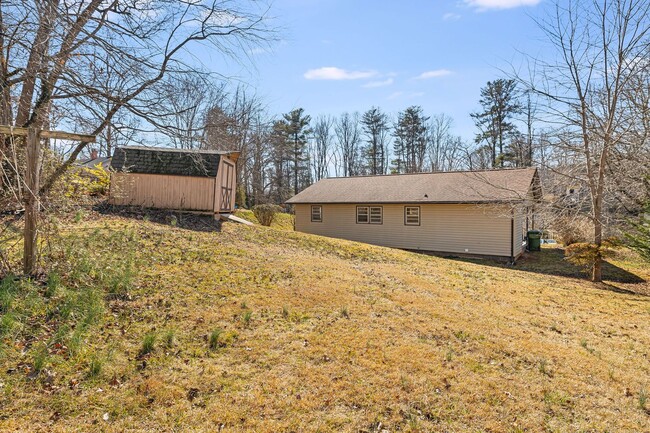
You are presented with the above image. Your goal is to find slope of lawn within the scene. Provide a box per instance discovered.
[0,212,649,432]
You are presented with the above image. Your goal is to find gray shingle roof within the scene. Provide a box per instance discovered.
[111,146,232,177]
[286,168,540,204]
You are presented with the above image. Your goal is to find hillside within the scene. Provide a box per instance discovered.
[1,213,649,432]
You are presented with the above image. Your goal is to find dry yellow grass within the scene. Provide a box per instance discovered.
[1,214,649,432]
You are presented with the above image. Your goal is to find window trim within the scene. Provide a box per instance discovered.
[311,205,322,222]
[356,205,383,225]
[356,206,369,224]
[404,206,421,226]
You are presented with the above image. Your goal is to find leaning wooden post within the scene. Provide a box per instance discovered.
[23,128,41,275]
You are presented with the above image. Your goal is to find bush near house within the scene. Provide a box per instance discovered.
[251,203,284,226]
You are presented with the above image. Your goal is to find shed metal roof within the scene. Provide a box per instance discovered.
[286,168,540,204]
[111,146,237,178]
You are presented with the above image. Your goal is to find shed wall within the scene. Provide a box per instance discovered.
[109,173,215,211]
[294,203,523,258]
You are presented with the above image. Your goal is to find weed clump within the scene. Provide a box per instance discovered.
[140,333,156,357]
[242,310,253,327]
[209,328,237,350]
[88,354,104,378]
[162,329,176,349]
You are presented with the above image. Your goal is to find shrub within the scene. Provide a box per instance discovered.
[84,162,111,196]
[552,216,592,246]
[252,204,283,227]
[564,242,614,272]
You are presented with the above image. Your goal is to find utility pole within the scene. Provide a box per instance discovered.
[0,126,96,275]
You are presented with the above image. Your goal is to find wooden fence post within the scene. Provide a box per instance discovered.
[23,128,41,275]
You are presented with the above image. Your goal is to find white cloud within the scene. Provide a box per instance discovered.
[443,12,461,21]
[362,78,394,88]
[464,0,541,11]
[414,69,452,79]
[304,67,377,80]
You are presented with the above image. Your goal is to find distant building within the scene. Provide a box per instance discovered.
[76,149,112,170]
[109,146,239,214]
[287,168,542,261]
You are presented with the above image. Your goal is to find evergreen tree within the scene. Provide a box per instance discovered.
[361,107,390,175]
[625,203,650,262]
[470,79,522,168]
[278,108,312,195]
[393,106,429,173]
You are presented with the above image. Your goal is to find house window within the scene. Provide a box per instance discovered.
[369,207,382,224]
[404,206,420,226]
[357,206,382,224]
[311,205,322,222]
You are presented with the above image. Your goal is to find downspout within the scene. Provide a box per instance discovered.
[510,208,515,264]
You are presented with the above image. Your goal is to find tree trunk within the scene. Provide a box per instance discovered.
[592,217,603,282]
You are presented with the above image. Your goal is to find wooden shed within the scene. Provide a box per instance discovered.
[109,146,239,214]
[286,168,542,261]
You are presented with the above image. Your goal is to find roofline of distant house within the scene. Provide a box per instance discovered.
[316,166,538,181]
[285,199,528,205]
[117,145,240,156]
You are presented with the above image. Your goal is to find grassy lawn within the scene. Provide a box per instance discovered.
[1,213,649,432]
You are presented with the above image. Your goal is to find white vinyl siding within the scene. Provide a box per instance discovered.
[295,203,523,258]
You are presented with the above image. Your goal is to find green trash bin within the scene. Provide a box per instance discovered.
[527,230,542,252]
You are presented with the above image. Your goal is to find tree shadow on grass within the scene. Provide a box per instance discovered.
[443,247,648,296]
[94,203,222,232]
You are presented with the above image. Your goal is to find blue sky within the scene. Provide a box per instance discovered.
[219,0,548,141]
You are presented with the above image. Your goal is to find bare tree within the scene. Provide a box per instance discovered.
[426,113,465,172]
[310,115,333,181]
[154,75,226,150]
[1,0,272,203]
[523,0,650,281]
[334,112,361,177]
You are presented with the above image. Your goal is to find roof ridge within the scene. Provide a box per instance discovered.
[117,145,238,155]
[322,167,536,180]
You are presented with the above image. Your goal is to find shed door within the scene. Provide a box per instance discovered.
[220,160,235,211]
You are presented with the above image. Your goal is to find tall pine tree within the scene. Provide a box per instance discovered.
[393,106,429,173]
[278,108,312,195]
[470,79,522,168]
[361,107,390,175]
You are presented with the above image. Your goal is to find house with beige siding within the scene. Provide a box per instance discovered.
[109,146,239,214]
[286,168,541,261]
